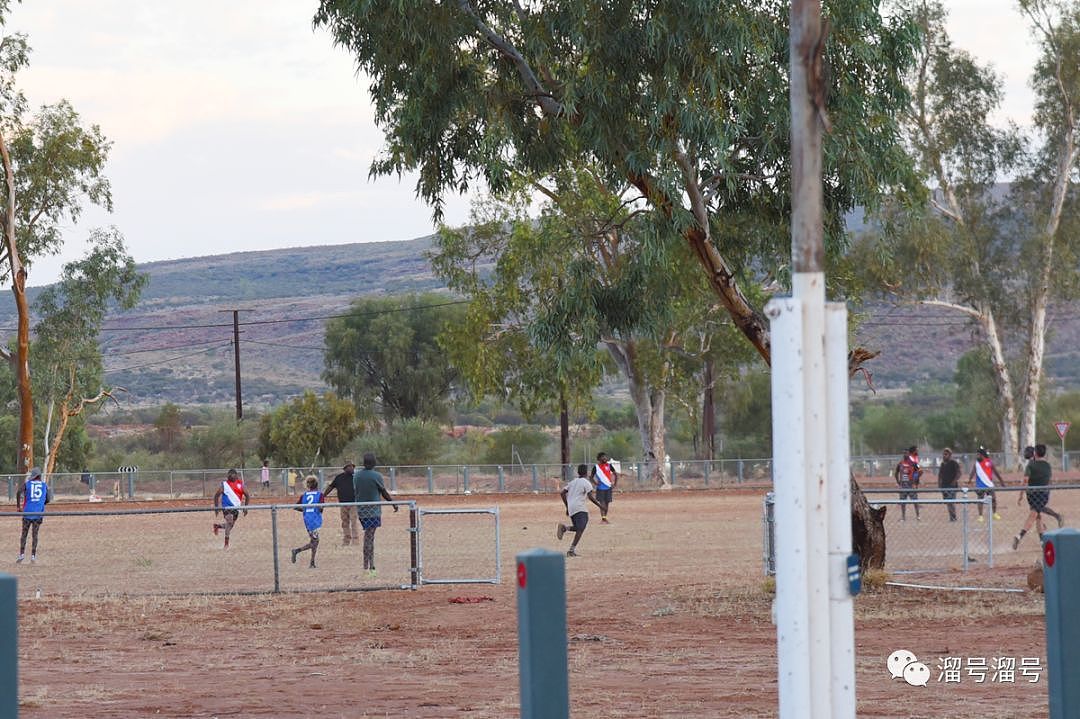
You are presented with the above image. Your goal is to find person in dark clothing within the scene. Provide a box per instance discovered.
[937,448,961,521]
[1013,444,1064,549]
[323,461,359,546]
[353,452,398,577]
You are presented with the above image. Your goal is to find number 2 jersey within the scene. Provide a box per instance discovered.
[299,489,325,532]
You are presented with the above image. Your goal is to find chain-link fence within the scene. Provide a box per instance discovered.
[0,500,499,599]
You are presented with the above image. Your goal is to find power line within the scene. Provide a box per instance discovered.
[102,342,232,374]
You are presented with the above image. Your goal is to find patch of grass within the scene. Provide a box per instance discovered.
[861,568,890,592]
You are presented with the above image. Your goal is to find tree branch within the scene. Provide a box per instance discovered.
[915,298,982,320]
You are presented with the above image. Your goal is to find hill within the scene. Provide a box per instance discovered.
[1,234,1077,408]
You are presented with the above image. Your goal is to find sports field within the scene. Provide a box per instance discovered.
[11,485,1068,718]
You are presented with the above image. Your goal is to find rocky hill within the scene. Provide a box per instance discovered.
[2,234,1077,408]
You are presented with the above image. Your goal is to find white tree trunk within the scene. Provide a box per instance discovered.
[603,339,669,487]
[981,306,1019,466]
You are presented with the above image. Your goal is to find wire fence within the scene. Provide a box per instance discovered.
[0,501,500,600]
[764,484,1080,575]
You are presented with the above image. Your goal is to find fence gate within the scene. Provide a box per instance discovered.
[417,507,501,585]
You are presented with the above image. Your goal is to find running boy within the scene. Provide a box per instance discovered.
[557,464,604,557]
[212,468,250,548]
[291,476,324,568]
[16,467,51,563]
[590,452,618,523]
[969,447,1005,521]
[1012,444,1064,549]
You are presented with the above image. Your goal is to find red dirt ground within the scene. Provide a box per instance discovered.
[13,489,1055,718]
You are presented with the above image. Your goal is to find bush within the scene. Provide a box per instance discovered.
[482,426,550,466]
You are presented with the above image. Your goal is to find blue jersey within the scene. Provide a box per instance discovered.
[300,490,324,532]
[22,478,49,519]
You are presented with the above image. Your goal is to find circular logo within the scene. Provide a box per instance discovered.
[1045,540,1056,568]
[517,562,527,589]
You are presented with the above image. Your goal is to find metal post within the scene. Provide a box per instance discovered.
[271,506,281,593]
[389,467,397,492]
[531,465,538,492]
[427,466,434,494]
[498,466,505,492]
[0,573,15,719]
[636,462,643,485]
[987,497,994,568]
[127,470,135,499]
[738,460,745,484]
[1043,529,1080,719]
[669,458,676,487]
[516,549,569,719]
[409,504,419,588]
[961,493,969,572]
[463,466,470,494]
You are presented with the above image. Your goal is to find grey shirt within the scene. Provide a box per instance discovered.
[353,468,387,519]
[564,477,594,516]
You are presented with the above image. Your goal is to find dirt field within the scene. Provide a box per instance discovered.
[10,488,1060,718]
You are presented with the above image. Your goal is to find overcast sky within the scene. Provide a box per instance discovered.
[8,1,1041,286]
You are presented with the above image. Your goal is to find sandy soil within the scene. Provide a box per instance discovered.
[11,489,1056,718]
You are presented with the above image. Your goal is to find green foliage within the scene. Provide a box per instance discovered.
[713,371,773,458]
[154,403,184,453]
[482,426,551,466]
[322,293,464,423]
[854,404,924,455]
[353,419,447,466]
[189,418,248,470]
[258,391,360,468]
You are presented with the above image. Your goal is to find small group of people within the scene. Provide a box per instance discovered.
[211,453,398,576]
[554,452,618,557]
[900,444,1067,540]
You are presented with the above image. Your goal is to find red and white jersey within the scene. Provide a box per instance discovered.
[974,457,995,489]
[221,477,246,507]
[594,462,616,490]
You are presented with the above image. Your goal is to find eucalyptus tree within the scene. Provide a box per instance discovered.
[860,0,1080,462]
[257,391,360,469]
[32,228,146,474]
[323,293,465,424]
[0,5,113,472]
[315,0,919,363]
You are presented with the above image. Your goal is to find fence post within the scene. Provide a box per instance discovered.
[636,463,643,485]
[669,459,676,487]
[6,476,11,502]
[0,573,15,719]
[516,549,569,719]
[961,490,969,572]
[463,466,471,494]
[389,467,397,492]
[987,497,995,568]
[271,506,281,593]
[498,466,505,492]
[427,466,434,494]
[738,460,745,484]
[531,465,539,493]
[409,503,420,588]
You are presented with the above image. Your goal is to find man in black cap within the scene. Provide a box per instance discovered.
[16,467,51,563]
[324,461,359,546]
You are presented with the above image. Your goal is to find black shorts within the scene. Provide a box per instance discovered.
[222,509,240,521]
[898,485,917,501]
[596,488,613,505]
[1026,489,1050,512]
[975,488,993,499]
[21,517,42,528]
[569,511,589,533]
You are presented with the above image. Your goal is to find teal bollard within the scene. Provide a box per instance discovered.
[0,573,16,718]
[516,549,569,719]
[1044,529,1080,719]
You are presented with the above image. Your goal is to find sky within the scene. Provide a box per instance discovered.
[6,1,1042,286]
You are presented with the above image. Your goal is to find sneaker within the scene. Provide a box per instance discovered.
[566,549,577,557]
[993,513,1002,521]
[309,562,316,569]
[213,524,219,536]
[15,554,23,564]
[601,517,610,524]
[1012,535,1020,550]
[556,523,566,541]
[291,548,299,564]
[366,568,378,579]
[977,516,985,523]
[29,555,35,563]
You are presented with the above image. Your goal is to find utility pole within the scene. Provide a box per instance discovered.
[768,2,855,718]
[219,309,249,422]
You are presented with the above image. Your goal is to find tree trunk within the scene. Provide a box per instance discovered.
[603,339,669,487]
[702,358,715,460]
[0,129,32,473]
[850,474,886,571]
[981,307,1019,465]
[559,394,569,481]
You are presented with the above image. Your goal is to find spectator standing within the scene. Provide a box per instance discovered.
[260,460,271,492]
[556,464,604,556]
[15,467,51,563]
[590,452,618,523]
[352,452,398,577]
[1013,444,1064,549]
[212,468,250,548]
[894,446,922,521]
[291,476,325,568]
[937,448,961,522]
[324,461,359,546]
[969,447,1005,521]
